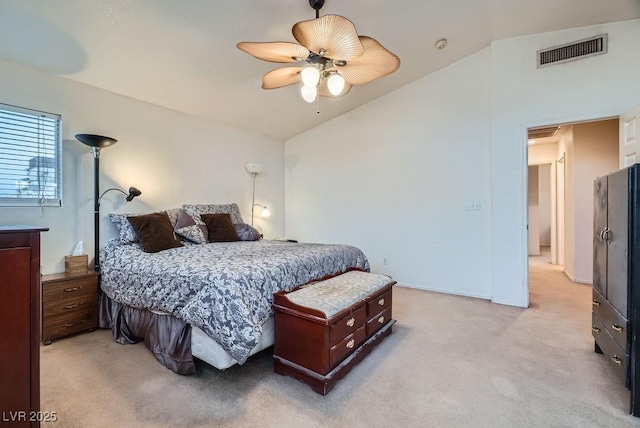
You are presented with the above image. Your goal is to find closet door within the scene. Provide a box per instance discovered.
[593,176,608,297]
[607,168,629,317]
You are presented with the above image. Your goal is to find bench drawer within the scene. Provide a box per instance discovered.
[329,304,366,346]
[367,288,392,317]
[329,325,366,368]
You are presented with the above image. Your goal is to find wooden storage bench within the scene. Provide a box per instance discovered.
[273,270,396,395]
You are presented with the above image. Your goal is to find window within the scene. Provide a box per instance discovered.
[0,103,62,207]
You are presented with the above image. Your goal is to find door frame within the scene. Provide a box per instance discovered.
[527,161,557,263]
[522,111,620,303]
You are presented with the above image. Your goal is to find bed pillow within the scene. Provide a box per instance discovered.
[109,208,181,244]
[200,213,239,243]
[174,209,208,244]
[234,223,261,241]
[183,203,244,227]
[127,212,183,253]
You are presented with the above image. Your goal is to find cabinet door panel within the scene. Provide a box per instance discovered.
[0,247,31,414]
[607,168,629,317]
[593,176,608,297]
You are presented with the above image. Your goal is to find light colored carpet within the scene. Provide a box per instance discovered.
[41,260,638,427]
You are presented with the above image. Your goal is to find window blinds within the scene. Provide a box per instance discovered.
[0,104,62,207]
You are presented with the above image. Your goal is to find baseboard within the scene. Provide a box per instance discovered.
[396,283,491,300]
[564,271,576,282]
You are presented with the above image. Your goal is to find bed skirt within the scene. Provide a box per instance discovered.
[99,293,196,374]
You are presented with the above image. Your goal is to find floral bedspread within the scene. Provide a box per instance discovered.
[100,239,370,364]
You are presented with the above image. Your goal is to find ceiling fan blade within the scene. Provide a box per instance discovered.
[262,67,302,89]
[318,78,352,98]
[237,42,310,63]
[292,14,364,61]
[337,36,400,85]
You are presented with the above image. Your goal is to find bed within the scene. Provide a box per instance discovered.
[98,235,370,374]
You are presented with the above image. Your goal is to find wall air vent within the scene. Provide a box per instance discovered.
[537,34,607,68]
[528,126,560,139]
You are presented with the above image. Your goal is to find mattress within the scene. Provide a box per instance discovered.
[191,318,274,370]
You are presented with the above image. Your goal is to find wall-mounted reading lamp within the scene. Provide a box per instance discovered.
[246,163,271,226]
[75,134,141,271]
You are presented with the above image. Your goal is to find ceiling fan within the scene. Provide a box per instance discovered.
[237,0,400,103]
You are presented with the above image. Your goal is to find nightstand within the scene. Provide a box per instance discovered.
[41,270,99,345]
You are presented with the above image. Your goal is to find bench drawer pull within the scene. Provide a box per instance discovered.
[612,324,623,333]
[592,300,600,307]
[346,339,355,349]
[612,355,622,366]
[378,316,385,324]
[346,317,355,327]
[591,326,600,333]
[378,298,385,306]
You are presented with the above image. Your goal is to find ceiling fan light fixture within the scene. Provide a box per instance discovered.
[327,72,345,96]
[301,84,318,102]
[301,65,321,86]
[238,0,400,103]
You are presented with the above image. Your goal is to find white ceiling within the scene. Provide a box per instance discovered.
[2,0,639,140]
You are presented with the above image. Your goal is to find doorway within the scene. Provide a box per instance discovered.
[527,118,619,295]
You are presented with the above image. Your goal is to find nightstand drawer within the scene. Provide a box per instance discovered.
[43,309,97,342]
[43,276,98,303]
[43,293,97,319]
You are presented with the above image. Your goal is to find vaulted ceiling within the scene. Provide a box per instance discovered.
[1,1,639,140]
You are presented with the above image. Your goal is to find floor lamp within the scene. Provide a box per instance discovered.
[246,163,271,226]
[76,134,141,271]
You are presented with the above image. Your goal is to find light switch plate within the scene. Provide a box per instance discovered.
[465,201,481,211]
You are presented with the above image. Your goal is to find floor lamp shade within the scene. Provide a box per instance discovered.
[75,134,118,271]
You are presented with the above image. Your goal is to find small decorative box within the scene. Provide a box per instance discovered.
[64,255,88,274]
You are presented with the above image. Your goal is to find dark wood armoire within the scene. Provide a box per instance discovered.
[592,164,640,416]
[0,226,48,427]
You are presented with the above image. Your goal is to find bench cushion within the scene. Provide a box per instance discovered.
[286,271,394,318]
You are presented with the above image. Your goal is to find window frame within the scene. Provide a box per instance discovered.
[0,103,63,207]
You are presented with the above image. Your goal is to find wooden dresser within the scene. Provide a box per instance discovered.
[273,271,395,395]
[0,226,47,427]
[42,271,99,345]
[592,164,640,416]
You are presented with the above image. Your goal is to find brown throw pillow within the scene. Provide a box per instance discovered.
[200,213,239,243]
[127,212,183,253]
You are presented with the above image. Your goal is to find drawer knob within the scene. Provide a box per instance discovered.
[62,320,83,328]
[612,324,623,333]
[591,326,600,333]
[346,317,355,327]
[63,286,81,292]
[346,339,355,349]
[378,298,385,306]
[592,300,600,307]
[378,316,385,324]
[612,355,622,366]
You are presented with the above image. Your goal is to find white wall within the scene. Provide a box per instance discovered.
[287,19,640,306]
[538,164,551,246]
[286,49,493,299]
[491,19,640,306]
[529,143,559,165]
[571,119,619,283]
[527,166,540,255]
[0,59,284,274]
